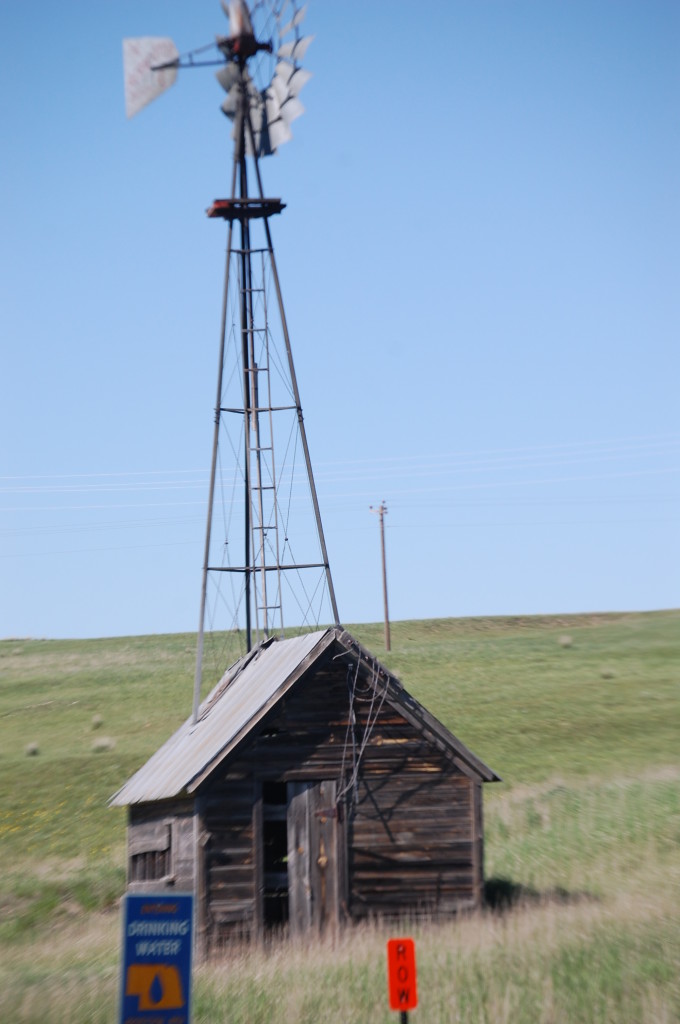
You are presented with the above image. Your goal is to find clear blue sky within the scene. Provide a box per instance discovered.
[1,1,678,639]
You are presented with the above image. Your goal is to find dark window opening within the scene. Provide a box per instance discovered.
[130,848,170,882]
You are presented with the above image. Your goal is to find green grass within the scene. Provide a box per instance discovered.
[376,610,679,782]
[0,610,678,1022]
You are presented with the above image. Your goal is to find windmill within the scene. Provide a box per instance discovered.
[123,1,339,719]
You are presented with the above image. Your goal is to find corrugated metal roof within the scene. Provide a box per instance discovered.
[111,626,500,807]
[111,629,332,806]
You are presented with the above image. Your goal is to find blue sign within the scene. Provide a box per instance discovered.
[119,893,194,1024]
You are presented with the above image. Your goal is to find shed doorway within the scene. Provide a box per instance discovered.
[261,782,289,926]
[261,780,344,935]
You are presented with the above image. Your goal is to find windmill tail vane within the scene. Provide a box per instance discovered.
[122,2,338,710]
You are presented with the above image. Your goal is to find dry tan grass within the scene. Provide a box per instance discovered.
[192,884,679,1023]
[32,855,88,881]
[3,911,119,969]
[4,867,677,1024]
[486,762,680,804]
[196,867,676,983]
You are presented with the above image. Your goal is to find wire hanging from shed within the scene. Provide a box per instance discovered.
[336,656,389,808]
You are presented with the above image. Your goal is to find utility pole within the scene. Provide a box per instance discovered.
[370,502,391,652]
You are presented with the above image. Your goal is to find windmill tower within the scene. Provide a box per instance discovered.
[117,10,499,947]
[124,1,339,715]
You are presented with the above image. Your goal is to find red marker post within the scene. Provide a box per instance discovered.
[387,937,418,1022]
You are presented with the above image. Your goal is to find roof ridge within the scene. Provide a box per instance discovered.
[198,635,276,721]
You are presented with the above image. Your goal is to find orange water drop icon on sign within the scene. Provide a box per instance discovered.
[126,964,184,1010]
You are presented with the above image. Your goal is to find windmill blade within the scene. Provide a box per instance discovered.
[277,35,313,63]
[220,66,255,122]
[272,61,294,88]
[279,96,304,125]
[267,114,293,151]
[288,67,312,97]
[273,63,311,100]
[264,87,282,121]
[216,62,240,93]
[221,92,240,119]
[270,72,290,106]
[280,4,307,38]
[244,97,267,157]
[123,37,179,118]
[213,5,313,156]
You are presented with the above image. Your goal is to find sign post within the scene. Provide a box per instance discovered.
[119,893,194,1024]
[387,937,418,1022]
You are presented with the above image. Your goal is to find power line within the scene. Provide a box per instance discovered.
[2,433,677,488]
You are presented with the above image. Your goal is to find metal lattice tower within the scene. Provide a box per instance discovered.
[123,3,340,717]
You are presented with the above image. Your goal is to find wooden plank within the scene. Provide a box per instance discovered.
[351,876,476,892]
[309,779,339,933]
[128,821,170,856]
[208,865,255,884]
[210,898,256,923]
[195,796,208,962]
[253,785,263,939]
[287,782,312,936]
[129,799,193,823]
[128,879,177,895]
[351,869,475,887]
[351,843,474,865]
[173,814,196,890]
[210,882,257,901]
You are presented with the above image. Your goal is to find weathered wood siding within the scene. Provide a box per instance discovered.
[197,650,481,944]
[350,769,476,918]
[345,702,479,919]
[287,779,345,936]
[199,778,257,948]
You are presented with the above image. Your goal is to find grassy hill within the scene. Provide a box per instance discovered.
[1,610,678,1023]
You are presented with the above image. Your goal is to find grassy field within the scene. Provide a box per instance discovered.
[0,610,678,1023]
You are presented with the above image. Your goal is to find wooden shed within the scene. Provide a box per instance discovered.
[111,628,499,955]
